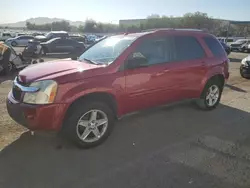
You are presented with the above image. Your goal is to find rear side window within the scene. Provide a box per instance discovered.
[174,36,205,61]
[203,37,226,57]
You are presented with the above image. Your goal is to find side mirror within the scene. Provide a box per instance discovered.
[126,53,148,69]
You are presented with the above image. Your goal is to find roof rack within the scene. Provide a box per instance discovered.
[141,28,173,32]
[141,28,207,33]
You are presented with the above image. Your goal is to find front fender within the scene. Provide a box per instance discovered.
[56,75,125,115]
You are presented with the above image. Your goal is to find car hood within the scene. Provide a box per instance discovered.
[6,38,15,41]
[231,42,245,46]
[18,59,101,84]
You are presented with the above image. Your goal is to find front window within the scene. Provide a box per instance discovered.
[46,38,59,43]
[45,32,53,39]
[79,36,136,65]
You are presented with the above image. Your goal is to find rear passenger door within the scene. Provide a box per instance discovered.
[171,35,208,99]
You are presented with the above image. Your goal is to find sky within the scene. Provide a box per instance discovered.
[1,0,250,24]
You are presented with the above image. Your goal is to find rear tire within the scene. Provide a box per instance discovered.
[63,101,115,148]
[11,41,17,47]
[195,79,223,110]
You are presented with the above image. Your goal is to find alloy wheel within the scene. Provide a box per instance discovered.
[76,109,108,143]
[205,85,220,107]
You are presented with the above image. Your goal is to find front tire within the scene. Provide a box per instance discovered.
[240,65,250,79]
[196,79,223,110]
[63,101,115,148]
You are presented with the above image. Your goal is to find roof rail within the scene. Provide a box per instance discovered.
[141,28,208,33]
[141,28,173,32]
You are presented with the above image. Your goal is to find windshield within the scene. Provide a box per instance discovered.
[45,32,53,38]
[46,38,60,43]
[79,36,136,64]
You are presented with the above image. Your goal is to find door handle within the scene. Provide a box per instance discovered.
[200,62,206,67]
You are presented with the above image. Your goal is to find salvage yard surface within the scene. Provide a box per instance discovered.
[1,50,250,187]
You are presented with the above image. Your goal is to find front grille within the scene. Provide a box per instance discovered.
[12,85,22,101]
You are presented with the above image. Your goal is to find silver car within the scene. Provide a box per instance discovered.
[5,35,34,47]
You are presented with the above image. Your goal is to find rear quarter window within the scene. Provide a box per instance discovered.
[203,36,226,57]
[174,36,205,61]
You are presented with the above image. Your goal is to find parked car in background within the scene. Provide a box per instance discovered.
[16,33,27,37]
[7,29,229,148]
[86,35,98,44]
[217,37,227,43]
[240,55,250,79]
[35,31,69,42]
[32,32,45,37]
[239,42,250,53]
[230,39,250,51]
[0,32,12,41]
[40,37,85,55]
[69,35,86,43]
[94,35,106,43]
[220,41,231,55]
[5,35,35,47]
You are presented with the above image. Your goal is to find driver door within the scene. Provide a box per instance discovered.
[54,39,72,53]
[123,36,176,113]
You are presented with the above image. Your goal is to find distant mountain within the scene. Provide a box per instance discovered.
[0,17,85,28]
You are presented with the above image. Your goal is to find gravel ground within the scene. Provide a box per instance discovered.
[1,51,250,188]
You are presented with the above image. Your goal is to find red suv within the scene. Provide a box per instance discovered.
[7,29,229,148]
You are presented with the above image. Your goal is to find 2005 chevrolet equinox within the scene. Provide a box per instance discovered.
[7,29,229,148]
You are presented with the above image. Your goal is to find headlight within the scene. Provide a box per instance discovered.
[23,80,58,104]
[241,58,250,66]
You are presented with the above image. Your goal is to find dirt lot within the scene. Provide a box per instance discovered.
[1,51,250,188]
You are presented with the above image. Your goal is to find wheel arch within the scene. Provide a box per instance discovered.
[63,92,119,126]
[200,74,225,96]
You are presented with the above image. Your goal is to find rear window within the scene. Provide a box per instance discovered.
[174,36,205,61]
[204,37,226,57]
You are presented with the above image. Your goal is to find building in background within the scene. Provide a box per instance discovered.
[119,19,146,27]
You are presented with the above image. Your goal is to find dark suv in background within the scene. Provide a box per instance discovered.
[7,29,229,148]
[34,31,69,42]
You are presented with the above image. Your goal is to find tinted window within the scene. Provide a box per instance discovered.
[54,33,68,38]
[204,37,226,57]
[18,36,34,40]
[49,38,60,44]
[174,36,205,61]
[71,37,85,42]
[134,37,173,66]
[65,39,78,45]
[55,39,68,45]
[3,33,11,37]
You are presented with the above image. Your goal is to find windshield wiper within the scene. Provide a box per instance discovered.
[82,58,99,65]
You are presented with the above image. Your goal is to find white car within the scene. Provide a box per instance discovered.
[0,32,13,41]
[5,35,34,47]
